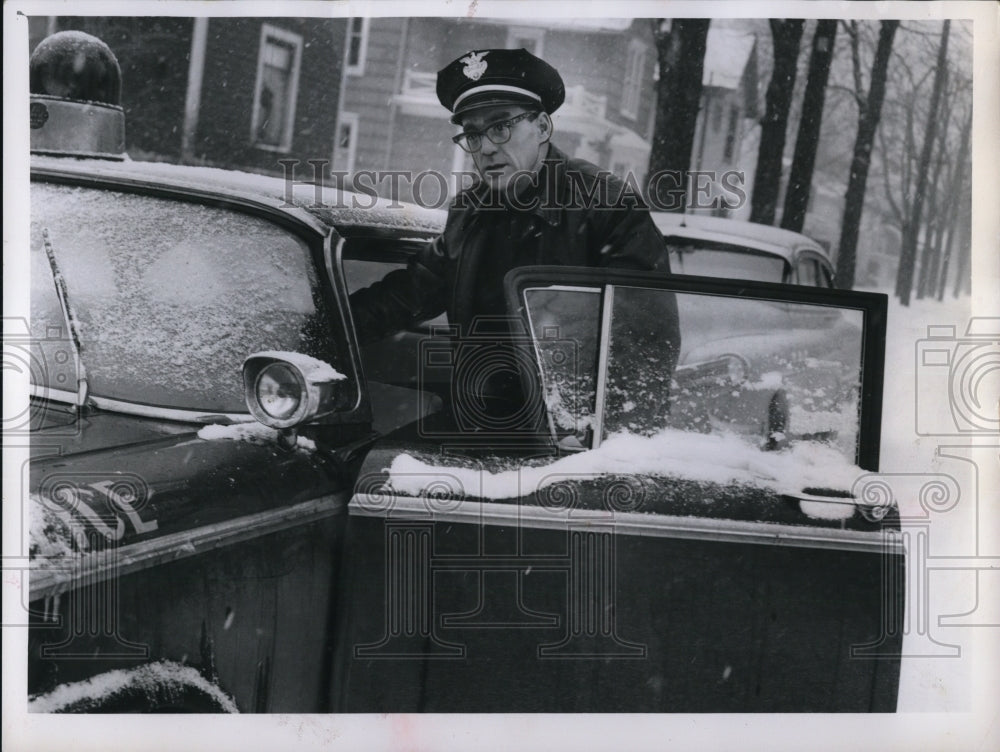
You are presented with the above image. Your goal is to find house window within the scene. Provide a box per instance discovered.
[333,112,359,175]
[621,40,647,120]
[345,17,370,75]
[251,25,303,152]
[506,26,545,57]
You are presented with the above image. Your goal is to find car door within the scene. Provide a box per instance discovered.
[331,267,901,712]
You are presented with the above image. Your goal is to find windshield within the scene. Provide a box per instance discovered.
[30,181,349,414]
[665,236,788,283]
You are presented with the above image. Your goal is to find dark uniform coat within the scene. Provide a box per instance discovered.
[350,143,678,431]
[350,143,669,342]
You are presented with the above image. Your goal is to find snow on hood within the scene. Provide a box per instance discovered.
[386,428,867,517]
[28,660,238,713]
[197,422,316,452]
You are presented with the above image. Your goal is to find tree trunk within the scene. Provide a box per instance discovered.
[916,68,953,299]
[919,217,944,300]
[647,19,711,212]
[834,20,899,289]
[951,212,971,298]
[936,111,972,300]
[781,19,837,233]
[952,209,972,298]
[750,19,804,225]
[936,210,959,301]
[895,20,950,305]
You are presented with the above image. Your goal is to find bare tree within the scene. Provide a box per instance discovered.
[895,20,950,305]
[834,20,899,289]
[936,110,972,300]
[647,19,711,211]
[916,79,956,299]
[781,20,837,233]
[951,197,973,299]
[875,48,935,241]
[750,19,804,224]
[870,21,973,298]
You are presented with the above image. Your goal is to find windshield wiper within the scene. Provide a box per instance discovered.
[41,227,89,407]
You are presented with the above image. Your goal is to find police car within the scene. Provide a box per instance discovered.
[22,32,902,713]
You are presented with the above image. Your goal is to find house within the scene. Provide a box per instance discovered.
[27,15,761,210]
[333,18,663,203]
[334,18,760,206]
[28,16,348,176]
[688,25,760,217]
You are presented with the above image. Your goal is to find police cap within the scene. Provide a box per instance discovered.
[436,48,565,124]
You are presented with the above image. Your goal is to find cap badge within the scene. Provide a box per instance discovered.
[460,51,489,81]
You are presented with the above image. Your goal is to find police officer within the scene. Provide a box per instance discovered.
[350,48,676,432]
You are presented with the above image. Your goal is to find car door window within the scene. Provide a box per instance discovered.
[340,239,447,432]
[610,288,862,457]
[523,286,601,441]
[341,250,448,329]
[510,268,885,472]
[343,257,407,292]
[796,255,837,288]
[795,257,823,287]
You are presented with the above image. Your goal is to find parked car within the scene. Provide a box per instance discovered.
[22,32,902,714]
[652,211,836,288]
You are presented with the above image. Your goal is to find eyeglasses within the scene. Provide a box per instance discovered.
[452,111,539,153]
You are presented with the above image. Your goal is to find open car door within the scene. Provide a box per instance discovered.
[332,267,902,712]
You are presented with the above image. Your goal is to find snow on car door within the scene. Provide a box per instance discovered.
[334,267,901,712]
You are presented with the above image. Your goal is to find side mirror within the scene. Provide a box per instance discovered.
[242,351,348,430]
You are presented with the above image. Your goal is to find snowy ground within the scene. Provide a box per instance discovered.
[866,288,998,711]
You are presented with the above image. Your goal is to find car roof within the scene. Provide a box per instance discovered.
[651,212,829,264]
[30,155,447,238]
